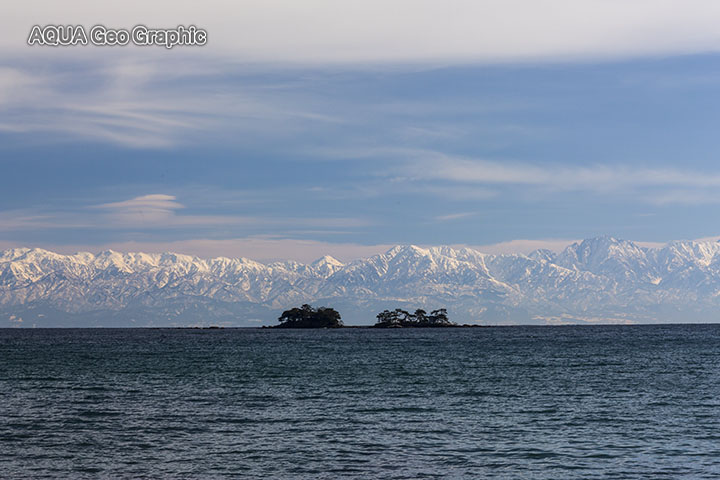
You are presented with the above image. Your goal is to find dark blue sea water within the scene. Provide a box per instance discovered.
[2,325,720,479]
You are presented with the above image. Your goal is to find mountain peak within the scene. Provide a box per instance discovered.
[567,235,640,253]
[555,236,648,275]
[311,255,344,267]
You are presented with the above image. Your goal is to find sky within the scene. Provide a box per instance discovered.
[3,1,720,262]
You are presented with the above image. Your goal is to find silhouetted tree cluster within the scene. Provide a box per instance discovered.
[277,304,343,328]
[374,308,452,327]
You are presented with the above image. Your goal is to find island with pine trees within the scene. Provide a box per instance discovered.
[275,304,344,328]
[272,304,459,328]
[373,308,453,327]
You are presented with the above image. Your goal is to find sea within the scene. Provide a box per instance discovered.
[2,325,720,479]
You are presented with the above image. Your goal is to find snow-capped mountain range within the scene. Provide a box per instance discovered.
[2,236,720,326]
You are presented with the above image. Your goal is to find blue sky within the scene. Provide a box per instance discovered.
[3,2,720,261]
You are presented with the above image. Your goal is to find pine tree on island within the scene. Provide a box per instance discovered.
[276,304,343,328]
[374,308,452,327]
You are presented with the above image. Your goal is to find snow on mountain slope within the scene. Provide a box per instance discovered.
[2,237,720,326]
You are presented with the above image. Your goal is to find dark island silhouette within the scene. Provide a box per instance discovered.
[275,304,344,328]
[373,308,454,328]
[271,304,457,328]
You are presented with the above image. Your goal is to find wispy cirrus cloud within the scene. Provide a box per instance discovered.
[0,64,204,148]
[5,2,720,151]
[0,60,343,148]
[0,193,370,232]
[0,194,251,230]
[299,144,720,204]
[318,147,720,203]
[90,194,261,227]
[434,212,476,222]
[406,153,720,192]
[643,189,720,206]
[93,194,183,222]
